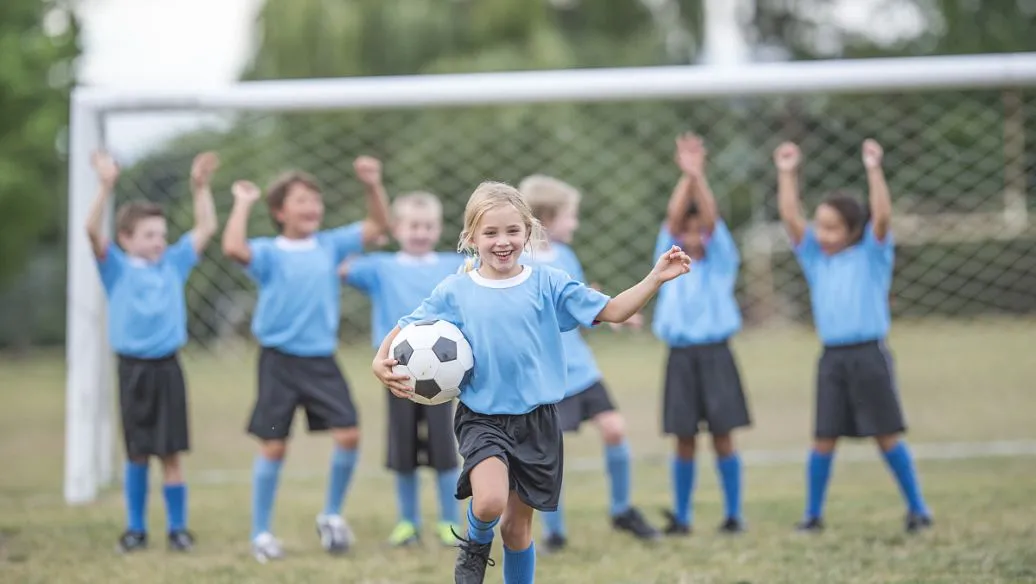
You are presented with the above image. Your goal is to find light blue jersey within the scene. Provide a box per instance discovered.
[523,245,603,397]
[398,265,611,415]
[795,223,893,346]
[246,223,364,357]
[345,251,465,348]
[96,233,198,358]
[652,221,742,346]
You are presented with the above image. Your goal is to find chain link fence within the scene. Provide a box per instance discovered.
[101,87,1036,350]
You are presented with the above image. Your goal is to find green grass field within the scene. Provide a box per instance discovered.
[2,319,1035,583]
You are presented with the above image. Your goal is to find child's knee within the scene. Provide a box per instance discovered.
[874,433,900,453]
[160,454,184,482]
[813,438,837,454]
[332,427,361,450]
[712,433,735,457]
[471,494,507,521]
[260,440,288,461]
[127,455,149,465]
[595,411,626,445]
[675,436,697,459]
[499,514,533,550]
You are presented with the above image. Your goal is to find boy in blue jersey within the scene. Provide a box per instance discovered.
[86,150,219,553]
[373,181,691,584]
[340,191,465,547]
[653,134,752,536]
[519,175,660,552]
[222,157,391,562]
[774,139,932,533]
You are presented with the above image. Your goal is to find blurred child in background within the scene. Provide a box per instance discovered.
[340,191,465,547]
[652,134,752,535]
[774,139,932,533]
[222,158,390,562]
[521,174,660,552]
[87,150,219,553]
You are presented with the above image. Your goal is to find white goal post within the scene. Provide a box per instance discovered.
[64,52,1036,504]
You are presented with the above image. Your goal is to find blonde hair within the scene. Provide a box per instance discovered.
[392,191,443,221]
[518,174,581,225]
[457,181,547,272]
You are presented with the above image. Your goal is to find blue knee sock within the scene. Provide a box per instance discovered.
[125,461,149,532]
[436,468,460,525]
[466,501,498,545]
[541,492,566,538]
[671,456,696,526]
[251,456,283,539]
[716,453,742,520]
[395,471,419,526]
[806,450,834,520]
[605,441,631,517]
[323,446,358,516]
[882,441,929,516]
[503,542,536,584]
[163,483,187,532]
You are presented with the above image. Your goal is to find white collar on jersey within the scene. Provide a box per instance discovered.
[527,245,557,263]
[126,256,150,268]
[468,265,533,289]
[395,251,438,265]
[274,236,318,251]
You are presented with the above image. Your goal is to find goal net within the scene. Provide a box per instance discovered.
[65,54,1036,503]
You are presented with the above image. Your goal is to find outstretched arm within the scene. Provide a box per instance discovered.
[221,180,261,264]
[353,156,391,246]
[85,151,119,259]
[774,142,807,246]
[596,246,691,323]
[189,152,220,254]
[862,139,892,241]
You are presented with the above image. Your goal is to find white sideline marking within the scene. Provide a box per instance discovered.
[192,439,1036,486]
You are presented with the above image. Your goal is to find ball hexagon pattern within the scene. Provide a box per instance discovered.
[389,320,473,406]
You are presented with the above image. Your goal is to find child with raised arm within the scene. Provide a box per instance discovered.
[519,175,660,552]
[372,182,691,584]
[340,192,465,547]
[774,139,932,533]
[653,133,752,536]
[86,150,219,553]
[222,158,391,562]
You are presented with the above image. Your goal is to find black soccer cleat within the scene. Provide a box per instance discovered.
[540,532,568,555]
[661,510,691,537]
[612,507,661,541]
[717,517,746,535]
[795,517,825,533]
[452,527,495,584]
[168,529,195,552]
[116,530,148,553]
[905,512,933,534]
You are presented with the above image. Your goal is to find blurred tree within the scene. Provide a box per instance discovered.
[0,1,79,290]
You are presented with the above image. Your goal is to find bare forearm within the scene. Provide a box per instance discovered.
[376,326,401,360]
[665,175,694,235]
[191,185,218,248]
[692,173,718,233]
[866,166,892,239]
[597,275,662,323]
[221,201,254,262]
[362,183,391,244]
[85,185,113,257]
[777,171,806,244]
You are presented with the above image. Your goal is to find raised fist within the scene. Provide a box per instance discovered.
[861,139,884,169]
[231,180,261,204]
[353,156,382,187]
[773,142,801,172]
[91,150,120,187]
[190,151,221,188]
[674,132,706,177]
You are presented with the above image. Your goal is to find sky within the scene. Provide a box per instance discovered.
[75,0,921,159]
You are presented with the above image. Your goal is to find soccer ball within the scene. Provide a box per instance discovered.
[390,320,474,406]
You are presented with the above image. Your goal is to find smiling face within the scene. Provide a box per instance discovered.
[274,182,325,238]
[118,216,168,262]
[471,203,528,279]
[393,200,442,255]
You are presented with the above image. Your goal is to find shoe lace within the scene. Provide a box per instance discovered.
[450,526,496,568]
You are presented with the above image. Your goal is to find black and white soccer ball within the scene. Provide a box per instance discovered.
[390,320,474,406]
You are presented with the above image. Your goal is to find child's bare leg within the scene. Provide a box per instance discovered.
[500,492,537,584]
[455,457,508,583]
